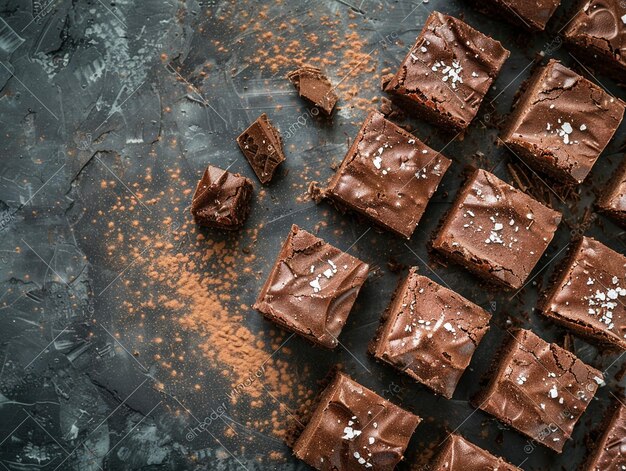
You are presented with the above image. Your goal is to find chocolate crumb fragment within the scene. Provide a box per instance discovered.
[288,66,338,115]
[190,165,253,230]
[237,113,285,184]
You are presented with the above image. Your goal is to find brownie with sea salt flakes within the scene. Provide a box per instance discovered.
[190,165,253,230]
[475,329,603,453]
[369,268,491,399]
[501,59,625,185]
[431,434,521,470]
[288,66,338,116]
[293,372,421,471]
[384,11,510,132]
[564,0,626,82]
[432,168,562,290]
[237,113,285,184]
[584,403,626,470]
[253,225,369,349]
[325,110,451,239]
[540,236,626,350]
[598,155,626,227]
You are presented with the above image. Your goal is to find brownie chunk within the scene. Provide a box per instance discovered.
[431,434,521,470]
[476,329,602,453]
[293,372,421,470]
[501,59,625,184]
[369,268,491,399]
[237,113,285,184]
[584,403,626,470]
[598,156,626,227]
[253,225,369,348]
[564,0,626,81]
[540,236,626,350]
[190,165,253,230]
[288,66,338,115]
[384,12,509,132]
[467,0,561,31]
[432,169,562,290]
[326,110,451,239]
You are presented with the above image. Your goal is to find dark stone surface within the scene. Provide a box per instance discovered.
[0,0,624,470]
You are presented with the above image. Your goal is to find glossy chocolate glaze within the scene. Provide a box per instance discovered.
[253,225,369,348]
[384,11,509,131]
[293,372,421,470]
[585,403,626,470]
[237,113,285,184]
[432,434,521,470]
[502,60,625,184]
[370,268,491,399]
[288,66,338,115]
[541,236,626,350]
[432,168,562,290]
[598,155,626,227]
[326,110,451,239]
[190,165,253,230]
[477,329,602,453]
[565,0,626,77]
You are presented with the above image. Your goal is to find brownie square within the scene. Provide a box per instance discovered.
[540,236,626,350]
[564,0,626,81]
[431,434,521,470]
[476,329,602,453]
[288,66,338,115]
[598,155,626,227]
[190,165,253,230]
[467,0,561,31]
[369,268,491,399]
[432,168,562,290]
[502,59,625,184]
[584,403,626,470]
[326,110,451,239]
[293,372,421,470]
[237,113,285,184]
[253,225,369,348]
[384,12,509,132]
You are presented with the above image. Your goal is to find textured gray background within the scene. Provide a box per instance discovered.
[0,0,625,469]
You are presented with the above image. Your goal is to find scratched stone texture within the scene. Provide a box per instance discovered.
[0,0,625,470]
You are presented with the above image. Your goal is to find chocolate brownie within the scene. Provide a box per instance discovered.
[501,59,625,184]
[237,113,285,184]
[432,168,562,290]
[431,434,522,470]
[584,403,626,470]
[369,268,491,398]
[253,225,369,348]
[288,66,338,115]
[384,12,510,132]
[467,0,561,31]
[325,110,451,239]
[598,155,626,227]
[293,372,421,470]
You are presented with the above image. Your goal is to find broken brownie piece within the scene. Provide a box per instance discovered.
[432,168,562,290]
[190,165,253,230]
[584,402,626,470]
[293,372,421,470]
[253,224,369,348]
[432,434,521,470]
[369,268,491,399]
[288,66,338,115]
[564,0,626,82]
[540,236,626,350]
[475,329,602,453]
[326,110,451,239]
[597,155,626,227]
[501,59,625,184]
[384,11,510,132]
[237,113,285,184]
